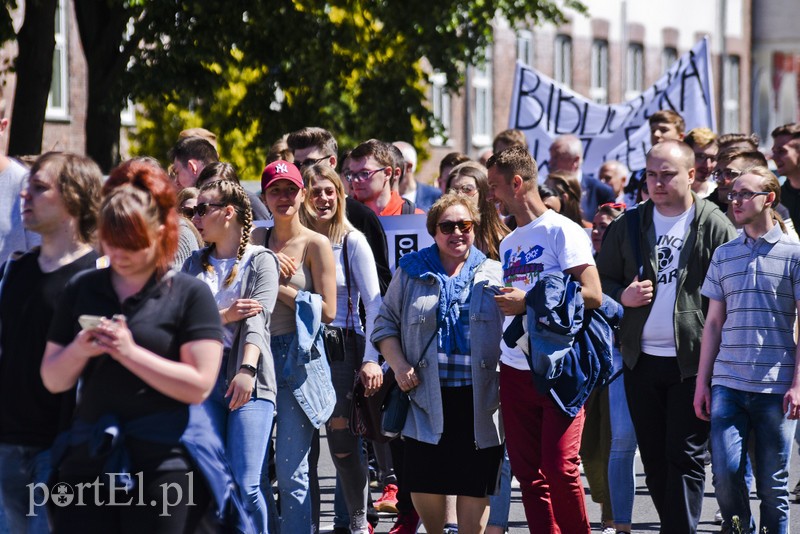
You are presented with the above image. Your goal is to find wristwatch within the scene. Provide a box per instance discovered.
[239,364,257,376]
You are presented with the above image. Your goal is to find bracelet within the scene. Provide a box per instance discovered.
[239,364,257,376]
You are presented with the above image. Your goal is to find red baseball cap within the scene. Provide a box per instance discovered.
[261,160,304,192]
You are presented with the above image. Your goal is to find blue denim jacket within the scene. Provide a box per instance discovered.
[284,290,336,428]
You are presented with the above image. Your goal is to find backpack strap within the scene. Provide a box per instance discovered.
[342,232,354,330]
[400,199,417,215]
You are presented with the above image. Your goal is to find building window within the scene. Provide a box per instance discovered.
[554,35,572,87]
[46,0,68,119]
[472,48,492,148]
[429,72,451,146]
[722,55,740,133]
[516,30,534,67]
[626,43,644,100]
[590,39,609,104]
[662,46,678,73]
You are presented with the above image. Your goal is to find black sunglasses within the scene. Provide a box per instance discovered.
[184,203,226,218]
[294,155,332,170]
[437,220,474,235]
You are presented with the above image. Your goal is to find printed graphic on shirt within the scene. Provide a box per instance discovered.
[655,234,683,285]
[503,245,545,285]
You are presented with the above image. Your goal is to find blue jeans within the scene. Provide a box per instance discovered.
[0,443,51,533]
[607,351,637,525]
[487,447,512,529]
[204,361,275,534]
[272,332,317,534]
[710,385,796,534]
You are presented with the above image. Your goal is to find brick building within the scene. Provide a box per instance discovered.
[419,0,753,182]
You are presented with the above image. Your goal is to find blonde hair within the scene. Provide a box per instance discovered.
[198,179,253,287]
[738,165,787,234]
[300,163,354,245]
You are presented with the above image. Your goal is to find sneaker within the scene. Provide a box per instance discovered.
[374,483,399,514]
[601,528,616,534]
[443,523,459,534]
[388,509,421,534]
[714,509,723,524]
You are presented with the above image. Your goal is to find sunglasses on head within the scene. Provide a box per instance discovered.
[599,201,627,210]
[182,202,226,218]
[437,220,474,235]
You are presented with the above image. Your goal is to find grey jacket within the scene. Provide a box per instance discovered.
[183,246,280,403]
[372,259,504,448]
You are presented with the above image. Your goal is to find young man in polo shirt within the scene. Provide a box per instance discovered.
[597,140,737,533]
[695,165,800,534]
[487,145,602,533]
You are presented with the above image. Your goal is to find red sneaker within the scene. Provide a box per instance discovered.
[388,509,420,534]
[374,483,399,513]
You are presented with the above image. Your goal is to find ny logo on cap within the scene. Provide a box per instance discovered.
[275,163,288,174]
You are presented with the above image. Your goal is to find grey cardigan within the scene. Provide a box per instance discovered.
[371,259,504,448]
[183,246,280,403]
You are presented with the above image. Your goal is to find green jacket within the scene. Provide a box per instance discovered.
[596,195,737,379]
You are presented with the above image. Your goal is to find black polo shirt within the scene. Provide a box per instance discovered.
[48,268,223,425]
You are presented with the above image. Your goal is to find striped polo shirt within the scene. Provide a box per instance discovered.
[701,224,800,394]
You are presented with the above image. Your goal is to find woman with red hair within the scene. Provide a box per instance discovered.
[41,159,243,532]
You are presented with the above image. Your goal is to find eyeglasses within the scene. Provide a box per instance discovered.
[727,191,770,202]
[437,220,474,235]
[186,202,226,218]
[711,168,742,182]
[344,168,387,183]
[598,201,627,210]
[294,155,332,170]
[449,184,478,196]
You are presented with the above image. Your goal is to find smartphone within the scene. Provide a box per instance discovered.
[484,285,506,296]
[78,314,106,330]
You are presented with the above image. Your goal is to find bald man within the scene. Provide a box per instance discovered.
[596,140,736,533]
[548,134,614,220]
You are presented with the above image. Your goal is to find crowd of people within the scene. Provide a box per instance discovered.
[0,109,799,534]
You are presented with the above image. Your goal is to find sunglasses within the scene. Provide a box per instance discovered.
[449,184,478,196]
[294,155,332,170]
[437,220,474,235]
[183,202,226,218]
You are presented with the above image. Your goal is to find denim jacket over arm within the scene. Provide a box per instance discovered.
[285,290,336,428]
[182,246,280,404]
[371,259,505,448]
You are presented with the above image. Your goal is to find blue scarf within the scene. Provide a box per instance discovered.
[399,244,486,355]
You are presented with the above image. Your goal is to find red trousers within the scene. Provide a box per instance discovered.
[500,363,590,534]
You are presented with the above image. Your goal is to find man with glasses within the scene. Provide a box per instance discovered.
[597,140,736,533]
[348,140,423,216]
[694,165,800,534]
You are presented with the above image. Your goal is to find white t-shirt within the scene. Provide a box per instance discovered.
[201,245,256,348]
[640,204,695,356]
[499,209,596,370]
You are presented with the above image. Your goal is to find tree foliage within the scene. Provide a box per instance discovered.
[2,0,586,171]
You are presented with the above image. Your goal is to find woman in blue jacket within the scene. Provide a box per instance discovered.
[373,193,504,534]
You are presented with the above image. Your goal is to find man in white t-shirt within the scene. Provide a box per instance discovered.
[486,145,602,533]
[596,140,736,533]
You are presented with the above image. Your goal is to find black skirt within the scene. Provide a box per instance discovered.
[403,386,503,497]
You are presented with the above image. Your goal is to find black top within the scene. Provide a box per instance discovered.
[781,181,800,233]
[0,249,98,447]
[345,196,392,295]
[48,268,223,424]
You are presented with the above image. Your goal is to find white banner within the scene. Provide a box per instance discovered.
[379,215,434,272]
[508,37,716,175]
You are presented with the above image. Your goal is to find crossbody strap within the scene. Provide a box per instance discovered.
[625,207,644,279]
[342,232,354,330]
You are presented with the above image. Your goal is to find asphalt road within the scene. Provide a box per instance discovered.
[316,429,800,533]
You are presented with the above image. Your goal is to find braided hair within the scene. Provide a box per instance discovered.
[198,179,253,287]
